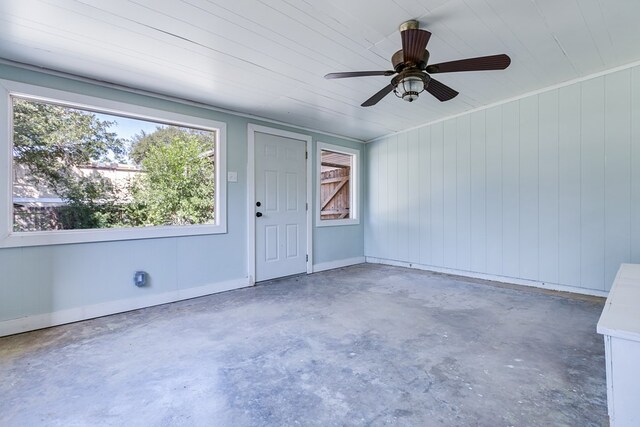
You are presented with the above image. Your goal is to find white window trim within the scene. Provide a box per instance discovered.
[0,79,227,248]
[316,142,359,227]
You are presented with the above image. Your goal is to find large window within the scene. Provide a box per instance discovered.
[316,142,359,226]
[0,81,227,247]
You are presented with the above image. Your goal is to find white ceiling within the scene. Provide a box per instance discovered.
[1,0,639,141]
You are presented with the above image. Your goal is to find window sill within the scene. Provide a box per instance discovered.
[0,223,227,248]
[315,218,360,227]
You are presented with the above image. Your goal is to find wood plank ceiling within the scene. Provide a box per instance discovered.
[0,0,639,141]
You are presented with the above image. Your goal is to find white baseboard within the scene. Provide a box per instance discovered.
[0,277,251,337]
[365,257,608,298]
[313,256,365,273]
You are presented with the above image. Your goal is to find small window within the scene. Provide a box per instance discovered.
[0,80,227,247]
[316,142,359,226]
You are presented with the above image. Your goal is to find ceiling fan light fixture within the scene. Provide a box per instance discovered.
[394,73,429,102]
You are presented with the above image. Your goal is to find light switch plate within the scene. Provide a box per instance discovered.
[227,171,238,182]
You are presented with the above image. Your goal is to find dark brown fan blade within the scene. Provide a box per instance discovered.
[362,84,395,107]
[324,70,395,79]
[426,78,458,102]
[401,29,431,65]
[426,54,511,74]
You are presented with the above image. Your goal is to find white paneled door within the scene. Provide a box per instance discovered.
[254,131,307,282]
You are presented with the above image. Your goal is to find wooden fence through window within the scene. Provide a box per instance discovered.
[320,166,350,219]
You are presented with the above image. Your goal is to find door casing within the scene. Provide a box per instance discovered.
[247,124,313,284]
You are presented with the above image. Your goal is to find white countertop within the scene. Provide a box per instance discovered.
[597,264,640,341]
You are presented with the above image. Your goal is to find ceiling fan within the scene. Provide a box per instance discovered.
[324,20,511,107]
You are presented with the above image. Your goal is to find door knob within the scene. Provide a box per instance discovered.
[256,212,263,217]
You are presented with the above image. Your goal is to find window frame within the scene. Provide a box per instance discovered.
[0,79,227,248]
[315,142,359,227]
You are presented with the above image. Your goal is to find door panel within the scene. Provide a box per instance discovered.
[265,225,279,261]
[255,132,307,281]
[286,224,299,258]
[286,173,298,210]
[264,170,278,211]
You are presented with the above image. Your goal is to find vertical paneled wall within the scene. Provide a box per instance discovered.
[365,67,640,293]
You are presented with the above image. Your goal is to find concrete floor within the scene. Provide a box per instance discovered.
[0,264,607,426]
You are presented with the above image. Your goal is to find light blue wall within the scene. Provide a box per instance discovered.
[365,66,640,294]
[0,64,364,323]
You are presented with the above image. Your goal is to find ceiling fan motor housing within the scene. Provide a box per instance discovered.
[392,50,430,72]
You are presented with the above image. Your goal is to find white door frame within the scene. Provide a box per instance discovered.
[247,124,313,284]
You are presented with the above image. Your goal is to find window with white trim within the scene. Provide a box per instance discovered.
[0,80,227,247]
[316,142,359,226]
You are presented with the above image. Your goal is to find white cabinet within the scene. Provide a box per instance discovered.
[597,264,640,427]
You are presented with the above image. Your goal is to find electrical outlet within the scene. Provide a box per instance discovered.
[227,171,238,182]
[134,271,147,287]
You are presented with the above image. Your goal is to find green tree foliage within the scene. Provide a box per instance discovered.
[132,130,215,225]
[12,98,126,229]
[129,126,213,164]
[13,99,125,188]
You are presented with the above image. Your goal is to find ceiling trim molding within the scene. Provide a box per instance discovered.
[0,58,364,144]
[366,58,640,144]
